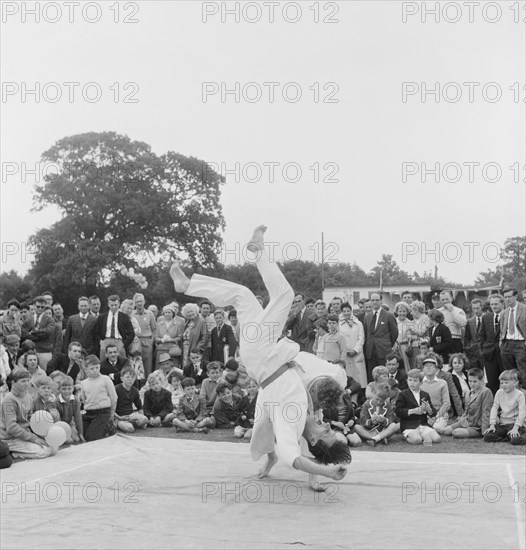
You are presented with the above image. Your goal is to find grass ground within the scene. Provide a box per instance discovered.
[129,426,526,455]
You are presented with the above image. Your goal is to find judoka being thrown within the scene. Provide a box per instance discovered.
[170,226,351,489]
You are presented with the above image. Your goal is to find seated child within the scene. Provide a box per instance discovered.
[166,371,184,408]
[114,367,148,433]
[484,370,526,445]
[32,376,61,422]
[355,383,399,446]
[420,354,451,434]
[143,372,176,427]
[55,375,84,443]
[323,388,362,447]
[128,354,145,389]
[173,377,213,432]
[395,368,441,445]
[183,348,208,387]
[333,360,361,403]
[211,381,242,429]
[415,340,430,370]
[234,378,258,439]
[365,366,389,400]
[0,368,54,459]
[49,370,66,398]
[80,355,118,442]
[449,353,471,406]
[443,368,493,438]
[221,359,245,397]
[200,361,222,416]
[385,353,408,391]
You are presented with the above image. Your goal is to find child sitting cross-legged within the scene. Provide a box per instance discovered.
[211,381,242,429]
[396,368,440,445]
[442,368,493,438]
[32,376,61,422]
[323,388,362,447]
[114,367,148,433]
[56,375,84,443]
[166,371,184,409]
[234,378,258,439]
[173,377,213,433]
[143,372,176,427]
[355,382,399,446]
[420,354,450,434]
[0,368,55,459]
[484,370,525,445]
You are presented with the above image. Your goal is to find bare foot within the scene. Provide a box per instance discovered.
[170,260,190,293]
[257,452,277,478]
[247,225,267,253]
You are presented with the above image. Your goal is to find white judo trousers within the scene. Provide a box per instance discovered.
[185,251,309,467]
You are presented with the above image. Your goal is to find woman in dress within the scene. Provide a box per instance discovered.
[393,302,414,374]
[408,300,430,369]
[154,304,184,370]
[180,303,208,367]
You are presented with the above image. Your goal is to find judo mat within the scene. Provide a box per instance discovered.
[1,435,525,550]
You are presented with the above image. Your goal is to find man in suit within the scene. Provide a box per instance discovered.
[28,296,56,372]
[47,341,83,383]
[3,334,20,372]
[463,298,484,370]
[63,296,98,355]
[210,309,237,363]
[100,343,130,385]
[500,288,526,386]
[363,292,399,382]
[282,294,316,352]
[96,295,135,360]
[385,353,408,390]
[89,295,101,318]
[478,294,504,394]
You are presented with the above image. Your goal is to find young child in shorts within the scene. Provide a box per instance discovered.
[56,375,84,443]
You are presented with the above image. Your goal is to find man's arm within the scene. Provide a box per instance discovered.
[293,456,347,481]
[388,314,399,346]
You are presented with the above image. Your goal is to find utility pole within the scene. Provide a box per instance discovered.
[321,232,325,293]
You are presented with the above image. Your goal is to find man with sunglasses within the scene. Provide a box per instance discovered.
[28,296,56,372]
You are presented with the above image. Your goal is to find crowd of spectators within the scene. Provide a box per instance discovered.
[0,285,525,468]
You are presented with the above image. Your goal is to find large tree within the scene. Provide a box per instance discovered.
[27,132,224,298]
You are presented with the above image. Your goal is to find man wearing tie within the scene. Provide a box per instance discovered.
[478,294,505,394]
[463,298,484,370]
[500,288,526,386]
[96,295,135,361]
[363,293,399,382]
[63,297,98,355]
[210,309,238,363]
[282,294,316,352]
[28,296,56,372]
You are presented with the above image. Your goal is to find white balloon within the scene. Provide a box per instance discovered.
[46,425,67,449]
[30,410,55,437]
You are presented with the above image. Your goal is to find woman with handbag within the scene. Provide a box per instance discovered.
[121,299,142,356]
[154,305,184,369]
[181,303,208,366]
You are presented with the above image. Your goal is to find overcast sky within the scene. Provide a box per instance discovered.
[1,0,524,285]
